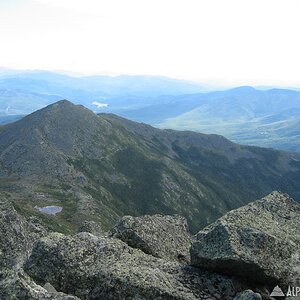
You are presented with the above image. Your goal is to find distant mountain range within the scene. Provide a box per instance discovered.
[122,86,300,153]
[0,101,299,233]
[0,70,299,152]
[0,70,207,114]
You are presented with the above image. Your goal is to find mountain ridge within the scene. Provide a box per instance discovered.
[0,100,299,233]
[0,70,299,153]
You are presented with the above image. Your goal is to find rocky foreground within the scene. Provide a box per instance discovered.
[0,191,299,299]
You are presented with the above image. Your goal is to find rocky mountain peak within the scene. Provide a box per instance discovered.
[0,100,114,177]
[0,101,299,233]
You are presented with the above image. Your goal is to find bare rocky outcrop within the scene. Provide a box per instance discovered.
[190,191,300,286]
[25,232,250,300]
[0,198,47,269]
[111,214,192,262]
[3,191,299,299]
[0,196,79,299]
[77,220,104,237]
[0,270,79,300]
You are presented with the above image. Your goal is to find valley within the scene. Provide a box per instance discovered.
[0,71,299,153]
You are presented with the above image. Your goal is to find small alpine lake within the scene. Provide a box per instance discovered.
[37,205,63,215]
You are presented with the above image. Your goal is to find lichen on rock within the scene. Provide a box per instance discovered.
[25,232,248,299]
[111,214,192,262]
[190,191,300,286]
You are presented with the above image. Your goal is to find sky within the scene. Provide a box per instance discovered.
[0,0,300,86]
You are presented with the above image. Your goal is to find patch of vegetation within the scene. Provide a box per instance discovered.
[13,200,72,234]
[72,146,165,215]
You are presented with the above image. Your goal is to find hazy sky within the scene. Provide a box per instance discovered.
[1,0,300,86]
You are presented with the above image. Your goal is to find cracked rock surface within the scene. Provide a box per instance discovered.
[2,191,299,299]
[191,191,300,286]
[111,214,192,262]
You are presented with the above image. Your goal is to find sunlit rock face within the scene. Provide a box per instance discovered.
[191,191,300,286]
[111,214,192,263]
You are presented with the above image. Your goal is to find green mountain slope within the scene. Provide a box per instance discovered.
[155,88,300,152]
[113,87,300,152]
[1,72,299,153]
[0,101,299,233]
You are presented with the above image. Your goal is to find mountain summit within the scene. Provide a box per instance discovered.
[0,100,299,232]
[0,100,114,177]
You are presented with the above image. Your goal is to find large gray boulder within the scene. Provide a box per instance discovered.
[190,191,300,285]
[25,232,250,300]
[0,197,78,299]
[0,269,79,300]
[112,214,192,262]
[0,198,47,269]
